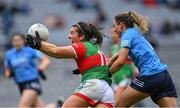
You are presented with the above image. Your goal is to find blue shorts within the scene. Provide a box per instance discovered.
[130,70,177,103]
[18,79,42,95]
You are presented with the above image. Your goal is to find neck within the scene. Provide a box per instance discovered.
[122,26,127,31]
[15,46,23,50]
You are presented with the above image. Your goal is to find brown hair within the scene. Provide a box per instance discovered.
[12,33,26,42]
[72,22,104,47]
[114,11,149,34]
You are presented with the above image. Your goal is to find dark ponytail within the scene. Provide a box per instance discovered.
[88,24,103,45]
[72,22,104,47]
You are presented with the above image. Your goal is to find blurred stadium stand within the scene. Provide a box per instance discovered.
[0,0,179,106]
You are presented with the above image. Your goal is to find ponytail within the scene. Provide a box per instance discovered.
[129,11,149,34]
[88,24,103,46]
[72,22,104,47]
[115,11,149,34]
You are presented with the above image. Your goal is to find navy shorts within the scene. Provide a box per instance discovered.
[130,70,177,103]
[18,79,42,95]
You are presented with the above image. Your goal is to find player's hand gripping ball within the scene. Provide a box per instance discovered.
[27,23,49,41]
[26,23,49,49]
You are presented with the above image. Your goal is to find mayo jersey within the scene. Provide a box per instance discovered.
[70,41,112,85]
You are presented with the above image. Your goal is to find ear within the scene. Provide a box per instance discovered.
[79,35,85,41]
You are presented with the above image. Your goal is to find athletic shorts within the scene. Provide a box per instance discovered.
[112,78,131,91]
[74,79,114,107]
[130,70,177,103]
[18,79,42,95]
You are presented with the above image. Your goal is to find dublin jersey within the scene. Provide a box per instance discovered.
[120,28,167,76]
[69,41,112,85]
[5,46,43,83]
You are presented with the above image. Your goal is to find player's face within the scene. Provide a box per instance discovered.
[113,20,124,35]
[110,27,120,44]
[12,35,24,49]
[68,27,83,43]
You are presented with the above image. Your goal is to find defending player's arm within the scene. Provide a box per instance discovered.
[108,53,118,67]
[109,28,133,74]
[109,48,129,74]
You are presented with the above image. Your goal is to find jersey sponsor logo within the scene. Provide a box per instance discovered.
[11,57,28,67]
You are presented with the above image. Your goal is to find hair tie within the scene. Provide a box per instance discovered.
[76,23,85,34]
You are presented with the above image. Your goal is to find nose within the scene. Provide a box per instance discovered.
[68,35,71,40]
[113,28,117,33]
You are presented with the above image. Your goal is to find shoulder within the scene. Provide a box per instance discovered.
[23,46,34,51]
[70,42,86,59]
[71,42,85,47]
[23,46,39,54]
[5,48,15,58]
[122,28,139,38]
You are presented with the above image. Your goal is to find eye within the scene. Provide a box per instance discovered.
[113,24,115,28]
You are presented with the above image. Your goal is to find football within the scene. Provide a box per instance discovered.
[27,23,49,41]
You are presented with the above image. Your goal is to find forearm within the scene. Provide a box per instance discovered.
[39,41,62,58]
[109,58,123,74]
[39,41,74,58]
[5,69,11,78]
[38,56,50,71]
[108,53,118,67]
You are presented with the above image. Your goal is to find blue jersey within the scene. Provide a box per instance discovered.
[120,28,167,76]
[4,46,43,83]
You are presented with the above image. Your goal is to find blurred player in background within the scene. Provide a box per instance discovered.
[26,21,114,107]
[108,11,177,107]
[4,34,49,107]
[108,27,137,102]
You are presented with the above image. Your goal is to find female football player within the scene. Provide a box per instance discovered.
[4,34,49,107]
[108,11,177,107]
[26,22,114,107]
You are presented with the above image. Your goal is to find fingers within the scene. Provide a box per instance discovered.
[25,31,42,49]
[35,31,40,40]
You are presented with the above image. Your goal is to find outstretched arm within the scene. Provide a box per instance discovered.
[26,31,75,59]
[40,41,75,58]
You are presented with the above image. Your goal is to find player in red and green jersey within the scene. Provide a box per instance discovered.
[26,22,114,107]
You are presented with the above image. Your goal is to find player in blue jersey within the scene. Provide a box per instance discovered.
[108,11,177,107]
[4,34,49,107]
